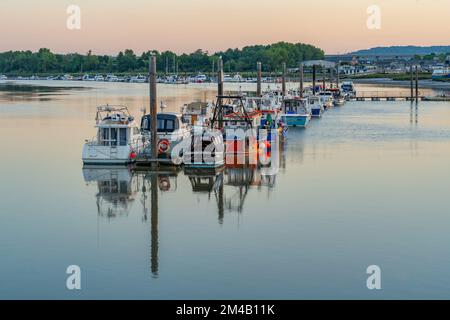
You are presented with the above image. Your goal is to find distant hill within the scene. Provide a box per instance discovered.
[350,46,450,56]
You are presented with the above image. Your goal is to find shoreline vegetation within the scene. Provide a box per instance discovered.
[0,42,324,76]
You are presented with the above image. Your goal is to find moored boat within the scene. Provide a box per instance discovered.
[281,98,311,128]
[82,105,142,165]
[308,96,324,118]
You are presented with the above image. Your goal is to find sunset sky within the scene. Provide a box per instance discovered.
[1,0,449,55]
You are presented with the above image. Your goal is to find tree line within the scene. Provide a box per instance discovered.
[0,42,324,75]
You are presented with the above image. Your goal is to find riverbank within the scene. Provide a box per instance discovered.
[352,78,450,91]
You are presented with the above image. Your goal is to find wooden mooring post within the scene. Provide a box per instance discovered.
[149,56,158,168]
[299,62,304,98]
[282,62,286,98]
[256,62,262,97]
[312,65,316,95]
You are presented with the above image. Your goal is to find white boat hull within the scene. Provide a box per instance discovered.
[82,144,134,165]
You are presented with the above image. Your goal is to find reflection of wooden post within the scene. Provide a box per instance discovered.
[415,65,419,102]
[282,62,286,98]
[299,62,304,98]
[218,175,224,225]
[149,56,158,167]
[150,174,159,278]
[256,62,262,97]
[410,65,414,101]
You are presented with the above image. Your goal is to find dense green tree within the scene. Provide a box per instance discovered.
[0,42,324,75]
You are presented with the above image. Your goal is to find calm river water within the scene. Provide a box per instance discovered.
[1,80,450,299]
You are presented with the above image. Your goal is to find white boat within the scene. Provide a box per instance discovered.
[181,101,214,127]
[341,81,356,97]
[106,74,119,82]
[281,98,311,128]
[82,105,142,165]
[82,74,95,81]
[94,75,105,82]
[0,75,7,80]
[183,129,225,168]
[140,112,191,164]
[130,75,147,83]
[318,92,334,110]
[308,96,324,118]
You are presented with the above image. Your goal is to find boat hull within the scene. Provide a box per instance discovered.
[82,144,134,165]
[281,114,311,127]
[311,107,323,117]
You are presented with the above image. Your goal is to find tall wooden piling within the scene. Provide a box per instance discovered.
[217,57,224,129]
[299,62,304,98]
[336,62,340,91]
[312,65,317,95]
[415,65,419,102]
[257,62,262,97]
[149,56,158,167]
[282,62,286,97]
[322,67,326,91]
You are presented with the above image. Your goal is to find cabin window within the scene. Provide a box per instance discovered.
[100,128,110,146]
[110,128,117,146]
[119,128,127,146]
[165,119,175,131]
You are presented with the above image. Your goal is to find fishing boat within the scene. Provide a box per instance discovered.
[341,81,356,97]
[308,96,324,118]
[82,105,142,165]
[281,98,311,128]
[181,101,214,127]
[318,92,334,110]
[182,128,225,168]
[140,112,191,164]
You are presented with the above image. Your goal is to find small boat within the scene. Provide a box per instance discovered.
[130,75,147,83]
[106,74,119,82]
[82,74,95,81]
[281,98,311,128]
[82,105,142,165]
[341,81,356,97]
[94,75,105,82]
[308,96,324,118]
[318,92,334,110]
[182,129,225,168]
[181,101,214,127]
[0,75,7,80]
[140,112,191,164]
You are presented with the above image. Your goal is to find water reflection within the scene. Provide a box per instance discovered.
[83,167,139,219]
[82,145,286,277]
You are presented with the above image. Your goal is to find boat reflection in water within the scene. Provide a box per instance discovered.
[81,140,286,277]
[82,166,139,219]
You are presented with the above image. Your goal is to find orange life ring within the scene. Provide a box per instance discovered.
[158,139,170,154]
